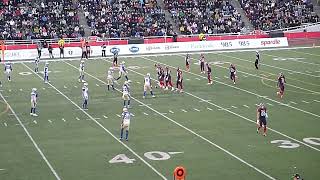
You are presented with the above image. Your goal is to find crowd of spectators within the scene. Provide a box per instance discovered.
[164,0,245,35]
[81,0,174,38]
[240,0,319,31]
[0,0,84,40]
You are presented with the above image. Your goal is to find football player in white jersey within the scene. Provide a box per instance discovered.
[82,82,89,110]
[4,62,12,81]
[107,67,115,91]
[122,80,131,108]
[143,73,155,99]
[117,61,129,81]
[30,88,38,116]
[79,60,85,82]
[120,107,131,141]
[34,57,40,73]
[43,62,49,83]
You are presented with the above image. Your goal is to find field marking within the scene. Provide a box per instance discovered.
[195,78,201,80]
[116,114,121,118]
[143,112,149,116]
[62,118,66,122]
[287,49,320,58]
[266,103,273,106]
[301,100,310,104]
[193,108,200,112]
[181,109,187,112]
[48,120,52,123]
[4,122,7,127]
[207,107,213,111]
[130,113,135,117]
[169,110,174,114]
[290,101,297,105]
[231,106,238,109]
[168,152,184,155]
[143,57,320,119]
[139,104,152,106]
[0,92,62,180]
[103,115,108,119]
[0,169,5,171]
[264,53,320,66]
[314,100,320,103]
[76,117,80,121]
[220,53,320,78]
[70,61,277,180]
[243,105,250,108]
[127,58,320,152]
[136,81,141,84]
[23,63,168,180]
[96,84,100,87]
[63,85,67,89]
[42,87,46,90]
[33,120,37,124]
[74,86,78,88]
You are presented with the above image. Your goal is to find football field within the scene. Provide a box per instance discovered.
[0,47,319,180]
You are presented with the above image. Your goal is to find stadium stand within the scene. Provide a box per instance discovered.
[81,0,174,38]
[0,0,84,40]
[163,0,245,34]
[240,0,320,31]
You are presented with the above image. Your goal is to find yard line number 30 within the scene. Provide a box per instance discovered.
[271,137,320,149]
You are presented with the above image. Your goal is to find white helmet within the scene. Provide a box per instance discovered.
[147,73,150,77]
[81,60,84,63]
[123,108,128,112]
[32,88,37,92]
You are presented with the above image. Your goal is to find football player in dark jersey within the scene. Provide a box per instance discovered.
[176,67,183,93]
[199,54,205,74]
[256,103,268,136]
[255,51,260,70]
[277,72,286,98]
[229,64,237,84]
[185,54,190,72]
[206,63,213,85]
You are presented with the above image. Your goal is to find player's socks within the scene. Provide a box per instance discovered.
[150,91,154,96]
[125,76,129,81]
[107,85,110,91]
[30,108,33,114]
[127,100,130,106]
[144,91,146,97]
[120,129,124,139]
[125,130,129,140]
[123,101,126,107]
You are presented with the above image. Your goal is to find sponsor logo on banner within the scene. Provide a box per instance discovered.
[146,45,161,51]
[68,50,73,55]
[261,39,280,46]
[238,40,250,47]
[220,41,233,48]
[188,43,215,49]
[110,47,120,54]
[129,46,139,53]
[165,45,179,50]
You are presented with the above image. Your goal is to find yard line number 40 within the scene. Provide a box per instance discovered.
[109,151,182,164]
[271,137,320,149]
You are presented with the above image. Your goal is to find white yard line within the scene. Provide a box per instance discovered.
[76,117,80,121]
[48,120,52,123]
[23,62,168,180]
[169,110,174,114]
[290,101,297,105]
[68,60,278,179]
[231,106,238,109]
[243,105,250,108]
[62,118,66,122]
[4,123,7,127]
[301,100,310,104]
[266,103,273,106]
[207,107,213,111]
[33,120,37,124]
[193,108,200,112]
[96,84,100,87]
[181,109,187,112]
[116,114,121,118]
[143,112,149,116]
[0,92,61,180]
[103,115,108,119]
[313,100,320,103]
[143,57,320,119]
